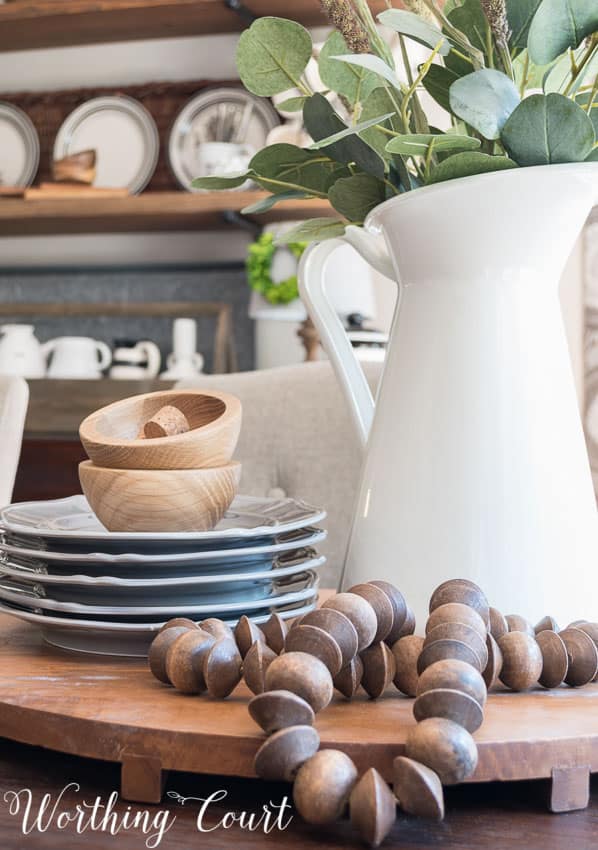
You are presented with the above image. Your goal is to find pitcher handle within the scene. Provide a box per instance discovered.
[138,341,161,378]
[96,341,112,371]
[299,230,397,448]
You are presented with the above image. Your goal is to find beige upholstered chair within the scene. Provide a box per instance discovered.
[178,360,382,588]
[0,377,29,507]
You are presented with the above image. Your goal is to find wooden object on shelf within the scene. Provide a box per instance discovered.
[297,317,321,363]
[78,458,242,532]
[0,186,25,197]
[80,389,242,470]
[26,185,129,200]
[0,1,388,52]
[52,149,96,184]
[2,609,598,809]
[0,301,237,375]
[0,191,333,235]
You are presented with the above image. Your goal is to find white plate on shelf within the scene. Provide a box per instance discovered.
[0,570,319,618]
[0,597,317,657]
[169,87,279,191]
[0,494,326,549]
[0,528,326,572]
[0,102,39,187]
[53,96,159,194]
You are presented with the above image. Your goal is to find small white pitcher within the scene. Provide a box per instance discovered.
[44,337,111,380]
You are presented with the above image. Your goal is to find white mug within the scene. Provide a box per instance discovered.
[44,336,111,380]
[109,341,161,380]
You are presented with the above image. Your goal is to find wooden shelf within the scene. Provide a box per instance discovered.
[0,191,334,235]
[0,0,387,52]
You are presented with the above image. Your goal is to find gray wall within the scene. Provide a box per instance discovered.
[0,263,254,374]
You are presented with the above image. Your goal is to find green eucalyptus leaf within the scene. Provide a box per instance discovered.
[505,0,543,49]
[359,88,403,160]
[385,133,480,155]
[308,111,395,150]
[191,173,250,189]
[241,189,311,214]
[275,218,347,244]
[513,50,555,92]
[501,93,596,165]
[303,93,385,179]
[427,151,517,184]
[377,9,450,56]
[528,0,598,66]
[236,17,312,96]
[448,0,489,54]
[328,173,386,221]
[276,96,308,112]
[421,63,461,112]
[249,143,349,194]
[318,31,381,105]
[576,91,598,137]
[586,147,598,162]
[331,54,404,93]
[449,69,520,139]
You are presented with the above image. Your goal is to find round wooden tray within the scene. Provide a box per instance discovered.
[0,614,596,812]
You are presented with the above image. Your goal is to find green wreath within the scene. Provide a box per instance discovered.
[246,232,307,306]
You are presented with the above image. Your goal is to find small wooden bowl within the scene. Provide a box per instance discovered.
[79,460,241,532]
[79,389,242,470]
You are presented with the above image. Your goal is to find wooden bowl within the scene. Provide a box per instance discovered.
[79,460,241,532]
[79,390,242,470]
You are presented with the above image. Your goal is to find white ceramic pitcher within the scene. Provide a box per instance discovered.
[300,163,598,628]
[44,337,111,379]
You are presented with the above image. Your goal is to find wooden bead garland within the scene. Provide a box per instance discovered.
[147,579,598,848]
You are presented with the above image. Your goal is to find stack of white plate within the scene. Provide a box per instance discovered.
[0,494,326,657]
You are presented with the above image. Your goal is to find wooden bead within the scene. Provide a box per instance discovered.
[405,717,478,785]
[165,629,216,694]
[253,725,319,782]
[158,618,199,634]
[429,579,489,628]
[416,659,487,707]
[392,635,424,697]
[393,756,444,821]
[505,614,535,637]
[349,767,396,848]
[488,608,508,641]
[417,639,483,675]
[265,651,334,713]
[534,615,559,634]
[482,633,503,690]
[426,603,486,640]
[234,615,266,659]
[577,622,598,649]
[559,627,598,687]
[333,656,364,699]
[285,624,343,676]
[497,632,542,691]
[261,612,288,655]
[293,749,358,825]
[148,626,190,684]
[322,593,378,651]
[424,622,488,671]
[396,605,416,638]
[248,690,315,734]
[369,580,408,645]
[302,608,359,667]
[347,583,394,643]
[361,642,396,699]
[413,688,484,733]
[143,404,190,438]
[243,640,278,695]
[198,618,233,640]
[203,638,242,698]
[536,630,568,689]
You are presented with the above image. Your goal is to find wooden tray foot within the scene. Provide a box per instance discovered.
[549,766,590,812]
[121,752,168,804]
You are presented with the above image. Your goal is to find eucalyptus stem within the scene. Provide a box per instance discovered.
[563,37,598,96]
[398,34,429,134]
[420,0,485,70]
[519,51,529,98]
[352,0,395,66]
[401,39,444,133]
[585,73,598,114]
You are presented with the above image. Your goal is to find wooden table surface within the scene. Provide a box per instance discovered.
[1,736,597,850]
